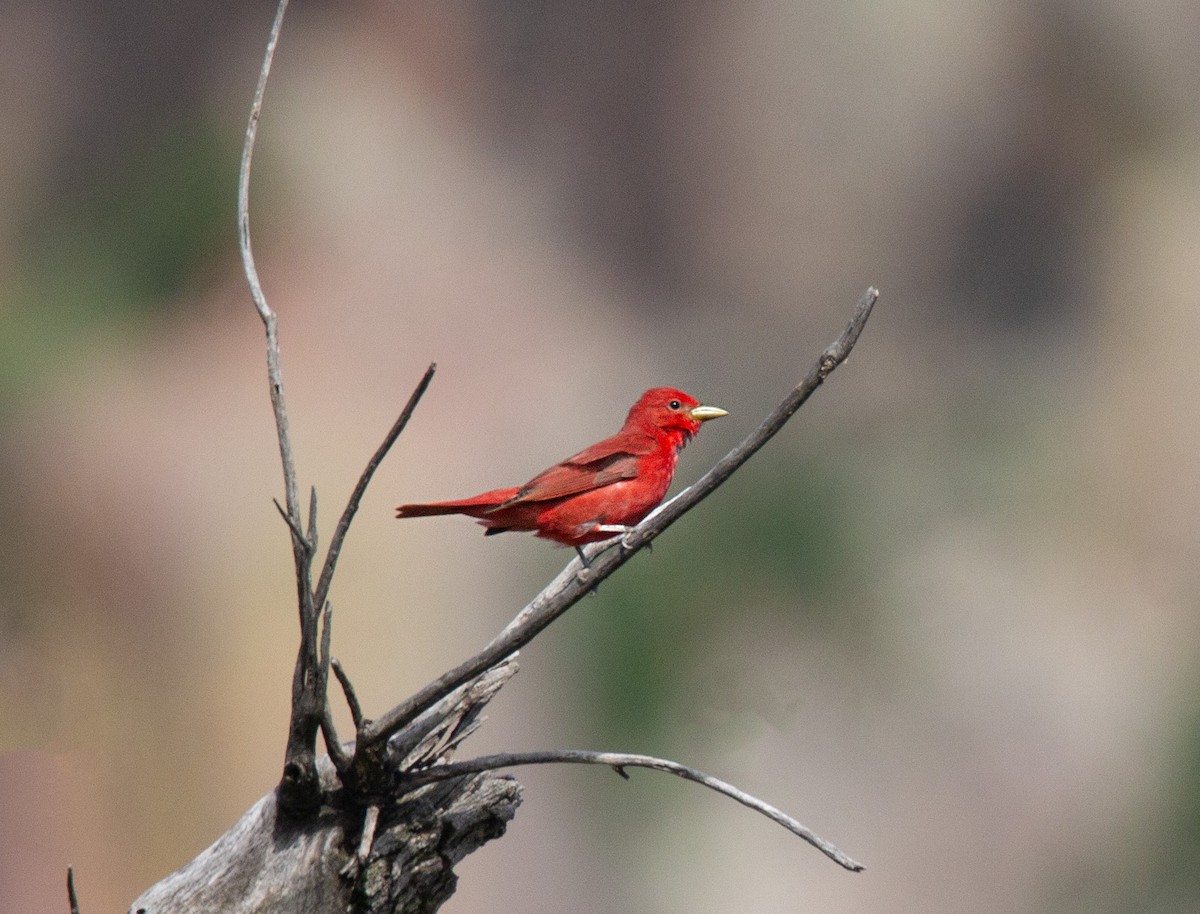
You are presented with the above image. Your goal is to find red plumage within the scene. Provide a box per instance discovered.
[396,387,727,547]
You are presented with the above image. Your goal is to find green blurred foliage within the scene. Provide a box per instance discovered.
[562,452,863,751]
[0,121,235,407]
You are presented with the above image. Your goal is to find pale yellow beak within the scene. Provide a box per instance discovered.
[690,404,728,422]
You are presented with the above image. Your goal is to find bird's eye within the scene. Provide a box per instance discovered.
[668,399,682,410]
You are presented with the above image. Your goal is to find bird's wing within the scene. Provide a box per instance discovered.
[562,431,656,466]
[488,435,651,509]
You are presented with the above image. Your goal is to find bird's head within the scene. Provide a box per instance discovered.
[626,387,728,441]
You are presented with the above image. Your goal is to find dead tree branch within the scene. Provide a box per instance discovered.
[402,750,864,871]
[238,0,328,814]
[237,0,438,813]
[128,661,521,914]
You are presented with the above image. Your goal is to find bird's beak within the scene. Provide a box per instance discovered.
[689,404,728,423]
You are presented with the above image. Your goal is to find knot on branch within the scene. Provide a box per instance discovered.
[279,755,322,817]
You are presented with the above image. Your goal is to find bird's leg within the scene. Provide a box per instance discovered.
[591,524,631,536]
[575,546,590,568]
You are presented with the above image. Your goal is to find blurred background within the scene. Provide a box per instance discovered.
[2,0,1199,911]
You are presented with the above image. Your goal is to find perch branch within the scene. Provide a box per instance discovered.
[359,287,878,751]
[400,750,863,872]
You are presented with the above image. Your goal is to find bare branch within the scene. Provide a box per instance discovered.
[317,600,334,705]
[313,362,436,612]
[389,658,519,771]
[331,657,364,730]
[316,603,352,773]
[239,0,300,533]
[617,286,879,555]
[239,0,326,812]
[401,750,864,872]
[319,703,351,775]
[359,288,878,750]
[307,485,319,553]
[272,497,310,551]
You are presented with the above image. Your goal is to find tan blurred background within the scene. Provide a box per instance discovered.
[2,0,1199,911]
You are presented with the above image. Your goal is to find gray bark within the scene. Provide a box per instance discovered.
[130,661,522,914]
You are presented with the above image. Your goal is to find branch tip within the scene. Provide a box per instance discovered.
[332,657,364,730]
[307,486,318,550]
[67,866,80,914]
[320,703,351,776]
[401,750,863,871]
[312,361,437,613]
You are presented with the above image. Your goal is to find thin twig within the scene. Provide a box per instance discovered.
[307,485,319,553]
[315,602,352,773]
[273,497,310,551]
[240,0,313,627]
[67,866,80,914]
[240,0,300,535]
[401,750,864,872]
[313,362,436,612]
[388,658,519,771]
[318,601,333,694]
[320,703,351,775]
[241,0,327,810]
[359,288,878,750]
[332,658,364,730]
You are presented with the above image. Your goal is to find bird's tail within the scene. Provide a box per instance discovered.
[396,487,520,519]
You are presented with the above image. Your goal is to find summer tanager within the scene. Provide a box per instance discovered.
[396,387,727,555]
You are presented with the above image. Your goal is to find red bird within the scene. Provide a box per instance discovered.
[396,387,727,559]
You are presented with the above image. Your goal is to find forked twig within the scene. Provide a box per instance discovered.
[239,0,329,811]
[239,0,436,805]
[400,750,864,872]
